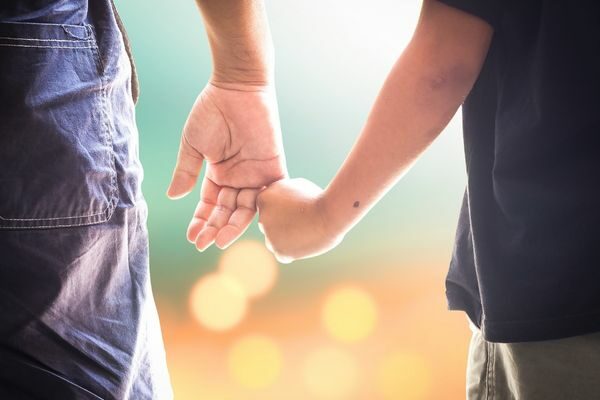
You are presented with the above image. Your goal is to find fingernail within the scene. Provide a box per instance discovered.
[196,240,214,252]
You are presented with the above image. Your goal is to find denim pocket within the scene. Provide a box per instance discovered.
[0,21,118,229]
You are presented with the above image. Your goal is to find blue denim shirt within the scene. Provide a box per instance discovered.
[0,1,172,398]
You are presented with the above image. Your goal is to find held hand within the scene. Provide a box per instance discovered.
[256,178,345,263]
[167,82,288,251]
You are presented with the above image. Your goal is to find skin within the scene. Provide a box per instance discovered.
[256,1,493,263]
[167,0,287,251]
[168,0,493,262]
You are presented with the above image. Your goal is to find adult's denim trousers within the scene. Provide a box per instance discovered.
[0,1,173,399]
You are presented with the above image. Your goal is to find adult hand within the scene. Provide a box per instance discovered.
[256,178,345,263]
[167,82,287,251]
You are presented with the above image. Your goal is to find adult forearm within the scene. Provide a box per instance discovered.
[195,0,274,86]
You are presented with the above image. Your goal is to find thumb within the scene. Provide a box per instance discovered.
[167,134,204,199]
[255,185,271,214]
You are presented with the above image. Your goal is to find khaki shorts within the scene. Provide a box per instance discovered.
[466,320,600,400]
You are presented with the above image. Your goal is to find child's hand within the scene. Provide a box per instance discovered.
[256,178,344,263]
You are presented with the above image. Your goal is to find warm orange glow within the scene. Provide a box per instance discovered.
[189,273,248,331]
[228,334,282,389]
[164,266,470,399]
[322,285,378,343]
[219,240,279,298]
[376,350,431,400]
[302,346,359,399]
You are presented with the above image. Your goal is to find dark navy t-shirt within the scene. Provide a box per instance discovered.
[439,0,600,342]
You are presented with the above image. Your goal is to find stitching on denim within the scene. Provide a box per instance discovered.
[0,36,93,43]
[0,211,106,221]
[0,21,86,29]
[0,44,95,49]
[0,27,118,229]
[0,218,108,229]
[89,24,120,222]
[0,41,114,223]
[0,207,109,228]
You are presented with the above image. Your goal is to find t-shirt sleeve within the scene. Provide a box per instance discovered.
[436,0,502,29]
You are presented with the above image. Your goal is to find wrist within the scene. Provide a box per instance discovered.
[317,189,350,238]
[208,76,274,92]
[210,66,274,91]
[209,45,274,90]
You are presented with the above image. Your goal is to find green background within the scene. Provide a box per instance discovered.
[114,1,472,398]
[115,0,466,308]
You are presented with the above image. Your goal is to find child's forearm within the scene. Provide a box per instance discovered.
[320,0,493,236]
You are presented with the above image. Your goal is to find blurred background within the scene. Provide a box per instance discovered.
[115,0,471,398]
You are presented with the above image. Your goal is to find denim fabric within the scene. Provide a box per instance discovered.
[0,1,172,399]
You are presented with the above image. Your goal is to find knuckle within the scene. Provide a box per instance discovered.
[214,204,234,213]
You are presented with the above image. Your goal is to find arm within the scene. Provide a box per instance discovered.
[197,0,273,87]
[167,0,287,251]
[256,0,493,263]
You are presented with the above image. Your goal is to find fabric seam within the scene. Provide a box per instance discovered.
[0,43,94,49]
[0,24,118,228]
[0,36,93,42]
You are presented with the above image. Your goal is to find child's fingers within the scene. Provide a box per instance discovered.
[275,254,294,264]
[265,238,293,264]
[264,236,274,253]
[255,187,269,213]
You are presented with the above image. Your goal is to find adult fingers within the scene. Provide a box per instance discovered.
[167,133,204,200]
[186,177,220,243]
[195,186,238,251]
[214,188,260,249]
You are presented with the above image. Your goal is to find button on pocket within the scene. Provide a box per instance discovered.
[0,22,118,229]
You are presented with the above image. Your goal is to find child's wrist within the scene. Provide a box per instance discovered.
[317,189,349,238]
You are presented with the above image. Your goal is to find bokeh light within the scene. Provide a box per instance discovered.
[189,273,247,331]
[218,240,278,298]
[302,346,359,399]
[322,285,378,343]
[376,351,430,400]
[117,0,473,397]
[228,334,282,389]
